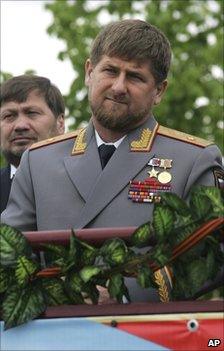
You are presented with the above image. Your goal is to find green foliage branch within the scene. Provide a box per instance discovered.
[45,0,223,150]
[0,186,223,329]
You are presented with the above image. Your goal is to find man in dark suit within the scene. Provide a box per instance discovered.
[0,75,65,213]
[0,165,11,213]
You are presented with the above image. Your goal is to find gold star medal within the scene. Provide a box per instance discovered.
[148,166,159,178]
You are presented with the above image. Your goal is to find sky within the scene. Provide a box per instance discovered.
[1,0,74,95]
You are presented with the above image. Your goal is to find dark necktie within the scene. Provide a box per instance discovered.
[98,144,116,169]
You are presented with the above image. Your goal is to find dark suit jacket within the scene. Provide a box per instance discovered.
[0,165,11,214]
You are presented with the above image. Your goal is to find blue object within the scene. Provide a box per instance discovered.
[0,318,169,350]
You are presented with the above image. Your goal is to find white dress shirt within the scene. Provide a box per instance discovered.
[10,164,17,179]
[95,130,126,149]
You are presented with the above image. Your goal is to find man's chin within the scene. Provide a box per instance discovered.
[11,146,30,156]
[97,110,139,131]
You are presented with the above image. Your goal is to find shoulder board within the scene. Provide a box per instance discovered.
[157,125,214,148]
[30,129,81,151]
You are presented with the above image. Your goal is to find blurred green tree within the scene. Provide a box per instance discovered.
[7,1,224,151]
[0,71,13,85]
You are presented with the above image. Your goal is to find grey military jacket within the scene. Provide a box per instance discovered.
[2,116,222,231]
[1,117,222,302]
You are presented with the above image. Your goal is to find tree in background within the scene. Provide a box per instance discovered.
[6,0,223,151]
[0,72,13,84]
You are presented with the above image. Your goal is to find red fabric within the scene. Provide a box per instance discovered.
[117,318,224,350]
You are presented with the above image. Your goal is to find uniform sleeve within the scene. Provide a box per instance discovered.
[1,150,37,231]
[183,144,223,199]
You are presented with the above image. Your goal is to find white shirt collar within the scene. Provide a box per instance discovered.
[10,164,17,179]
[95,130,126,149]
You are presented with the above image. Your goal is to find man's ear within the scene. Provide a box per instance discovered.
[154,80,168,106]
[57,114,65,134]
[85,59,93,86]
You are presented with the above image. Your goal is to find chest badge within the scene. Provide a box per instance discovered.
[148,157,173,184]
[128,156,173,203]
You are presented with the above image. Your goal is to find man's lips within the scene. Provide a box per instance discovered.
[11,137,35,143]
[105,97,128,105]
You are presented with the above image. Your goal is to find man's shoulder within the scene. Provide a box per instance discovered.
[29,129,81,151]
[157,125,213,148]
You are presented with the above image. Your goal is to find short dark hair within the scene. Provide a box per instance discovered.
[0,75,65,117]
[90,19,171,83]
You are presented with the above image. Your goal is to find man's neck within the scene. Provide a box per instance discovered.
[92,118,126,143]
[92,114,151,143]
[3,153,20,168]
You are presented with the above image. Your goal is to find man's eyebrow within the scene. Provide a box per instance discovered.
[127,69,144,76]
[0,109,16,120]
[22,105,43,111]
[23,104,42,109]
[0,108,17,115]
[102,64,145,75]
[102,63,118,69]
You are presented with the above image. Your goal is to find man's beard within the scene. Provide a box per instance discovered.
[90,100,149,133]
[2,148,25,168]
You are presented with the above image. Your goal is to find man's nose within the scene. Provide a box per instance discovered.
[14,114,31,131]
[111,74,127,95]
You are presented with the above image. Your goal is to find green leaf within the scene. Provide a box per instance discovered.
[200,186,224,215]
[131,222,154,248]
[160,193,190,216]
[151,246,171,267]
[42,278,69,306]
[100,238,128,266]
[0,267,11,294]
[153,205,174,241]
[79,266,101,283]
[189,192,212,219]
[108,274,123,297]
[68,292,85,305]
[2,283,46,329]
[108,274,129,303]
[205,250,217,280]
[171,264,191,300]
[174,221,199,245]
[52,257,66,268]
[69,231,97,267]
[186,259,209,296]
[65,272,84,293]
[65,272,99,304]
[40,245,67,270]
[41,243,67,258]
[136,265,154,289]
[64,273,85,304]
[67,233,79,265]
[83,283,99,304]
[15,256,39,286]
[80,248,97,265]
[0,224,32,266]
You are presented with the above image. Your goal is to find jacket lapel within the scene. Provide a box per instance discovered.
[63,122,102,202]
[76,117,158,228]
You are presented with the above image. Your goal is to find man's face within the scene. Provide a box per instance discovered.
[0,90,64,166]
[85,55,167,132]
